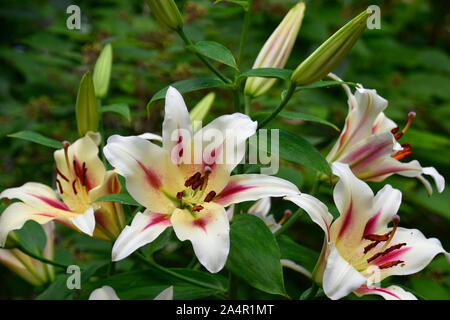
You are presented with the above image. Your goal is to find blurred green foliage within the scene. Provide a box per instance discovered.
[0,0,448,299]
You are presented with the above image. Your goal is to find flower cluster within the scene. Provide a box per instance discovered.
[0,0,447,301]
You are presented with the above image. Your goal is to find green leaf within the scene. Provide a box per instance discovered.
[250,128,331,176]
[95,193,140,206]
[36,262,108,300]
[15,220,47,256]
[278,235,319,273]
[79,268,227,300]
[214,0,249,11]
[100,103,131,121]
[252,110,340,131]
[226,214,285,295]
[187,41,238,70]
[147,78,230,109]
[238,68,293,82]
[7,131,61,149]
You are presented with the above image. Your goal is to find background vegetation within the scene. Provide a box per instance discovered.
[0,0,448,299]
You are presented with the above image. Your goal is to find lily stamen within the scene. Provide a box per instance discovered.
[56,179,64,194]
[392,144,413,160]
[392,111,416,140]
[278,209,292,225]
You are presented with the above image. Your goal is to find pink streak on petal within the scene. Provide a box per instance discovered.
[142,213,170,231]
[358,285,402,300]
[337,198,353,239]
[193,218,207,234]
[35,213,56,218]
[137,160,162,190]
[214,182,256,205]
[371,247,411,266]
[202,142,224,170]
[363,209,381,238]
[30,194,70,211]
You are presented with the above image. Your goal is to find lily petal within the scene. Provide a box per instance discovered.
[103,134,183,212]
[89,286,120,300]
[138,132,163,141]
[369,227,449,280]
[362,184,402,238]
[214,174,299,207]
[162,86,193,159]
[154,286,174,300]
[284,193,333,238]
[248,198,271,217]
[171,203,229,273]
[54,133,106,202]
[330,162,375,256]
[328,87,388,162]
[323,243,367,300]
[112,210,171,262]
[0,182,71,213]
[185,113,257,195]
[0,202,55,247]
[70,206,96,236]
[355,285,417,300]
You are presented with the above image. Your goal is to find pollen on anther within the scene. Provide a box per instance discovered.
[192,205,204,212]
[204,191,216,202]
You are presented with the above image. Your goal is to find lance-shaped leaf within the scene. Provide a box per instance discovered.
[226,214,286,295]
[7,131,61,149]
[76,72,99,136]
[187,41,238,70]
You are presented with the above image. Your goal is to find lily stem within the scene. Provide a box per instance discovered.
[177,28,232,84]
[237,0,253,68]
[258,82,296,129]
[17,245,69,270]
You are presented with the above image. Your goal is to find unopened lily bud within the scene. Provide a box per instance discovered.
[291,9,370,86]
[93,43,113,98]
[190,92,215,132]
[76,71,99,137]
[245,2,305,97]
[146,0,183,30]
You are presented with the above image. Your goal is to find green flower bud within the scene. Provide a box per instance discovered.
[93,43,113,98]
[76,72,99,137]
[146,0,183,30]
[245,2,305,97]
[190,92,215,132]
[291,9,370,86]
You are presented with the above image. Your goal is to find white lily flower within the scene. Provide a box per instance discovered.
[104,87,301,273]
[0,132,126,245]
[89,285,173,300]
[326,73,445,196]
[285,162,448,300]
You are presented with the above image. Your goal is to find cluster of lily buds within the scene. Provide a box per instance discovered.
[244,2,305,97]
[0,222,55,286]
[146,0,183,30]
